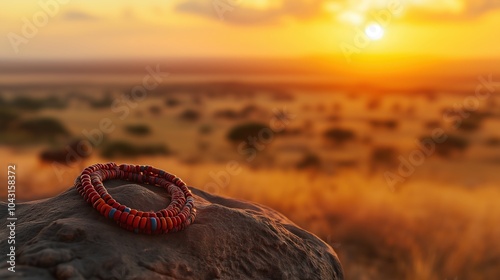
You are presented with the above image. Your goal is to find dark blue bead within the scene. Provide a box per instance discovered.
[109,208,117,219]
[150,217,157,231]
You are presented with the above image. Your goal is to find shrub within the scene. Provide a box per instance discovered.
[39,139,92,164]
[124,124,151,136]
[11,96,44,111]
[18,117,69,138]
[323,128,356,145]
[457,113,485,132]
[213,109,240,120]
[41,96,68,109]
[227,122,269,143]
[296,153,322,170]
[369,119,398,130]
[178,109,201,121]
[165,98,181,107]
[420,135,469,158]
[100,141,169,158]
[485,137,500,147]
[0,109,20,129]
[371,146,398,166]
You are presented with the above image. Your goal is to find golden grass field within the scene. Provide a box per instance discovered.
[1,84,499,279]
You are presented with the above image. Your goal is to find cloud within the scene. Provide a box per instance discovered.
[175,0,327,25]
[174,0,500,25]
[403,0,500,21]
[62,10,99,21]
[461,0,500,17]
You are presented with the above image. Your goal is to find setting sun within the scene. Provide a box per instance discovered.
[365,22,385,40]
[1,2,500,279]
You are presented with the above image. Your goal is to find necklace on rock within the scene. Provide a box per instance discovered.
[74,163,196,234]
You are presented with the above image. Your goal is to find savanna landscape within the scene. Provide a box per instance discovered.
[1,0,500,279]
[1,73,499,279]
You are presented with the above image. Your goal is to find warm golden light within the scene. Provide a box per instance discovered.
[365,22,384,40]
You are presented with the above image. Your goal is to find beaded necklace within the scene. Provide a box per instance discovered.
[74,163,196,234]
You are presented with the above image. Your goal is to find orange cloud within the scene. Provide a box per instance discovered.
[175,0,500,25]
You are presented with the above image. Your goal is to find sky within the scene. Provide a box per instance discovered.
[1,0,500,61]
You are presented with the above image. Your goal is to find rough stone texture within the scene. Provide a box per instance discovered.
[0,180,343,279]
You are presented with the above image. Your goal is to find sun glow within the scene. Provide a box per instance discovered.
[365,23,385,40]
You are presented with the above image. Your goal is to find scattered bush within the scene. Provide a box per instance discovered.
[10,95,67,110]
[323,127,356,145]
[296,153,322,170]
[485,137,500,147]
[369,119,398,130]
[227,122,269,143]
[10,96,45,111]
[457,113,486,132]
[420,135,469,158]
[41,96,68,109]
[124,124,151,136]
[18,117,69,138]
[0,109,20,129]
[100,141,169,158]
[213,109,240,120]
[371,146,398,166]
[39,139,92,164]
[214,105,261,120]
[178,109,201,121]
[165,98,181,107]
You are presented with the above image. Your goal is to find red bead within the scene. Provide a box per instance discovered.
[139,217,148,230]
[103,205,112,218]
[74,163,196,234]
[166,217,173,229]
[113,210,122,221]
[96,201,105,213]
[132,216,141,229]
[146,218,151,234]
[120,211,129,224]
[160,217,167,231]
[176,216,182,227]
[126,214,135,227]
[93,198,104,209]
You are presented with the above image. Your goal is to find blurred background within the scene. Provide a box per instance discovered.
[1,1,500,279]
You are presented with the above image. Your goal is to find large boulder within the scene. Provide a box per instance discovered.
[0,180,343,279]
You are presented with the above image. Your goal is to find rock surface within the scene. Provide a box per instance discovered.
[0,180,343,279]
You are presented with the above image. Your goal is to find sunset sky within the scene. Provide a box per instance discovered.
[1,0,499,61]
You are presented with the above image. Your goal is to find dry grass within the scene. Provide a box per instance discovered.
[183,164,500,280]
[1,150,499,280]
[2,90,499,279]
